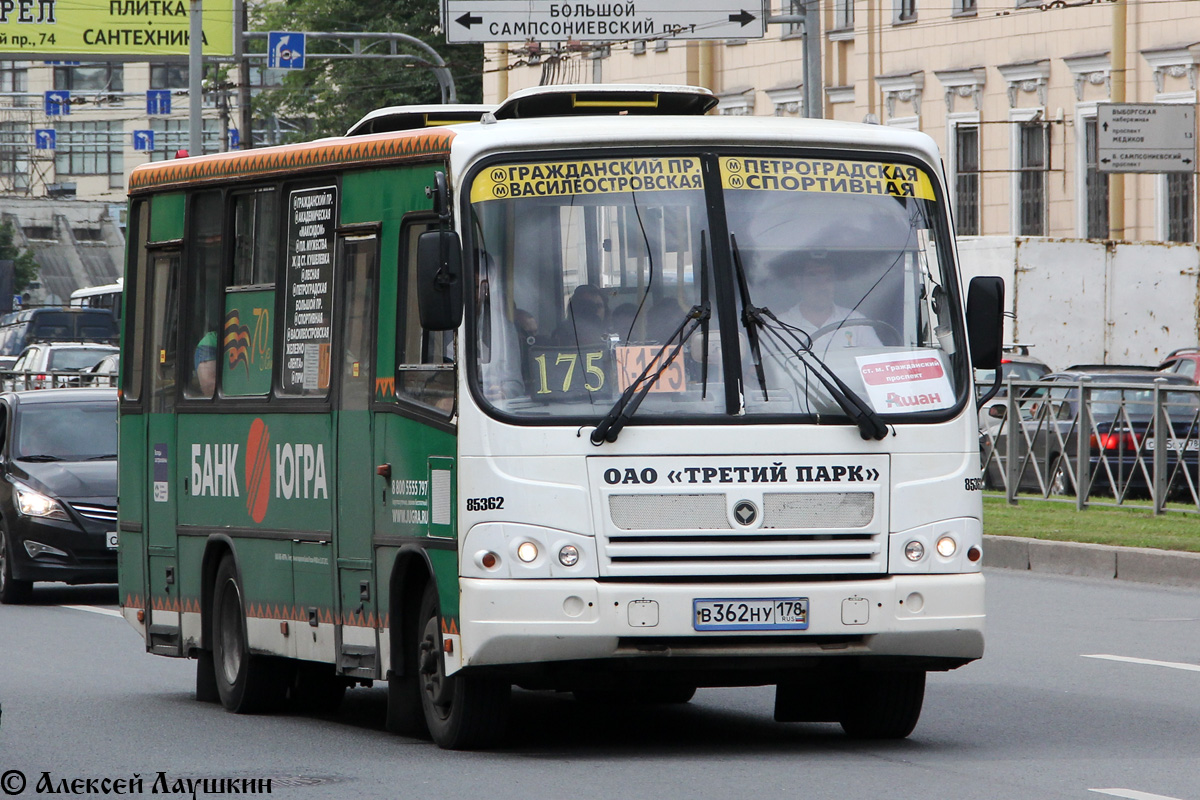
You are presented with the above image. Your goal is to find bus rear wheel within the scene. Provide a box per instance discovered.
[416,583,510,749]
[211,554,285,713]
[837,669,926,739]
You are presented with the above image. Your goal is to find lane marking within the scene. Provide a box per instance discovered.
[63,605,123,619]
[1083,654,1200,673]
[1090,789,1185,800]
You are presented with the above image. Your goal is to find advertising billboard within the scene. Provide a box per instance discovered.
[0,0,236,57]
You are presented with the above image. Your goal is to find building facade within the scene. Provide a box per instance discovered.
[482,0,1199,245]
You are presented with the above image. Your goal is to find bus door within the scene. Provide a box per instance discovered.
[333,230,380,678]
[145,247,182,656]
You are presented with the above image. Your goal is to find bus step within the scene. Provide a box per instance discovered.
[339,645,377,678]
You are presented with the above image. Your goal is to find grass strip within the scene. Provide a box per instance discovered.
[982,493,1200,552]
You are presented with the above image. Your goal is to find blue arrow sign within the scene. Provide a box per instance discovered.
[44,90,70,116]
[267,31,305,69]
[147,89,172,115]
[133,130,155,151]
[34,129,56,150]
[228,128,240,149]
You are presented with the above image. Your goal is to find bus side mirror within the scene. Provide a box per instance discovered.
[416,230,464,332]
[966,276,1004,370]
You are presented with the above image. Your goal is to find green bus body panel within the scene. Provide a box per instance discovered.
[117,530,145,609]
[117,415,146,607]
[149,193,185,242]
[176,413,334,531]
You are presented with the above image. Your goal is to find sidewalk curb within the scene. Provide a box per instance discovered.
[983,534,1200,589]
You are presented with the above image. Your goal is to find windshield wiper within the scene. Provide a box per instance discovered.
[590,302,710,445]
[17,454,63,462]
[729,237,888,441]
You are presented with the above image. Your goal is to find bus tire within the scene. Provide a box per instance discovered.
[837,670,925,739]
[0,527,32,605]
[211,554,284,714]
[416,583,510,749]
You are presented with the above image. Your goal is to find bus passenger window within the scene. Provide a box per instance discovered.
[183,191,224,399]
[396,220,454,415]
[222,189,279,398]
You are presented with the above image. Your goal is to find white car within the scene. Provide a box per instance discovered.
[5,343,120,391]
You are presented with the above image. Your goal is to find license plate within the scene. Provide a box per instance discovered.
[1145,438,1199,452]
[106,531,119,550]
[693,598,809,631]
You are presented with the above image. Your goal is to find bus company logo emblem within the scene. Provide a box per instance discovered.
[733,500,758,526]
[246,418,271,523]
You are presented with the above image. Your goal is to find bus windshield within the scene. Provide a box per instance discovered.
[468,152,965,424]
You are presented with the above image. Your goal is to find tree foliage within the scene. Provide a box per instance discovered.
[250,0,484,141]
[0,220,40,295]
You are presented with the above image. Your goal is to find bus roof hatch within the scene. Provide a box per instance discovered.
[492,84,718,120]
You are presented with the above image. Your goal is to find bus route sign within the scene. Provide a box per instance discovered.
[442,0,765,43]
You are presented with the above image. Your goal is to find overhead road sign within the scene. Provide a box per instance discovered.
[267,31,305,69]
[43,90,69,115]
[0,0,235,58]
[34,129,56,150]
[133,129,154,151]
[146,89,171,115]
[443,0,766,43]
[1097,103,1196,173]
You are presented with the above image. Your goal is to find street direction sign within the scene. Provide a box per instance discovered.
[147,89,172,115]
[229,128,240,149]
[267,31,306,69]
[443,0,766,43]
[34,129,55,150]
[1097,103,1196,173]
[43,90,70,116]
[133,130,155,151]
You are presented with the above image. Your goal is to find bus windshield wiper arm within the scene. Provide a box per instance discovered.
[729,236,887,441]
[590,303,710,445]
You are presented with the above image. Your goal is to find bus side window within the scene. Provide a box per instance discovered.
[148,250,180,413]
[396,218,454,415]
[183,191,225,399]
[222,188,278,398]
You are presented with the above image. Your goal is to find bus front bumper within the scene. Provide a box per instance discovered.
[457,572,984,671]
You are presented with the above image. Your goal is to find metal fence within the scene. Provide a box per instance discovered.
[979,378,1200,513]
[0,369,116,391]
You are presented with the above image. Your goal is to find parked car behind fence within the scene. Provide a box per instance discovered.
[981,368,1200,509]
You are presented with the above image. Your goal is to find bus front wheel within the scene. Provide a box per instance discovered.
[837,669,926,739]
[416,583,510,749]
[211,554,284,713]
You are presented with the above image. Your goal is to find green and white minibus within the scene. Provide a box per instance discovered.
[118,84,1003,749]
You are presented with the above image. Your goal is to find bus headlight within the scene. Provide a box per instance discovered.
[904,540,925,562]
[936,535,957,558]
[516,541,539,563]
[558,545,580,566]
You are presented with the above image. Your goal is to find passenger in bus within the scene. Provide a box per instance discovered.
[553,284,608,346]
[776,257,881,351]
[194,330,218,396]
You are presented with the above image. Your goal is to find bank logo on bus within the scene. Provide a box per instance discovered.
[190,418,328,523]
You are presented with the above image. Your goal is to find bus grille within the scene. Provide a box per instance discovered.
[602,492,882,577]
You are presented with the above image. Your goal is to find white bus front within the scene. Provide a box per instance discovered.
[435,117,1000,742]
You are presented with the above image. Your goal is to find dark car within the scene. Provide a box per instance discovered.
[0,308,118,358]
[985,368,1200,499]
[0,388,118,603]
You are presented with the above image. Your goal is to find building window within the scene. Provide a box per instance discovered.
[1167,172,1195,243]
[954,0,977,14]
[53,121,124,189]
[148,118,223,160]
[894,0,916,24]
[1018,122,1047,236]
[955,125,980,236]
[150,64,188,90]
[54,63,123,92]
[0,61,30,107]
[0,121,30,193]
[834,0,854,30]
[1083,117,1109,239]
